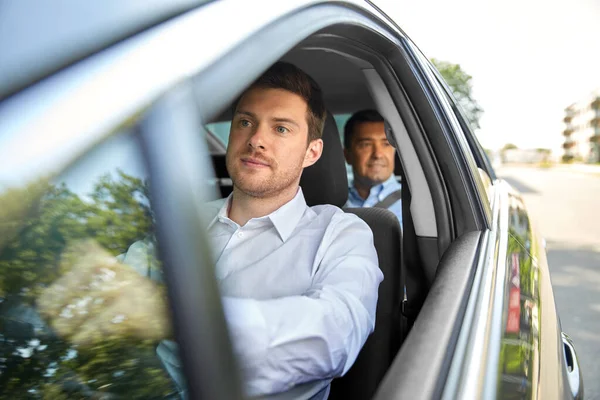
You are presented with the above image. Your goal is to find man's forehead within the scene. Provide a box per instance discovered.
[353,121,387,139]
[238,87,307,112]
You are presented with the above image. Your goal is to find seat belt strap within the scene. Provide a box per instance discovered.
[372,189,402,209]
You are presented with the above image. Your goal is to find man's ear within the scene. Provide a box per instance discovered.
[344,148,352,165]
[303,139,323,168]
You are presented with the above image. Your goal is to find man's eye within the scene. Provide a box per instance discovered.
[276,126,289,134]
[240,120,251,127]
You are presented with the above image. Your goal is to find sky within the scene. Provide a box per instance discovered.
[375,0,600,153]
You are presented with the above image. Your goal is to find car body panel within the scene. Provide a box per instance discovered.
[443,179,582,399]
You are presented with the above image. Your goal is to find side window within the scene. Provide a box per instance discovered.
[427,64,497,182]
[333,113,352,143]
[206,121,232,147]
[334,113,354,182]
[0,128,184,398]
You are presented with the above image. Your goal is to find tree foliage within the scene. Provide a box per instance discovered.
[0,171,178,399]
[502,143,518,152]
[431,59,483,130]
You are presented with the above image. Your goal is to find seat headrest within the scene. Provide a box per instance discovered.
[300,112,348,208]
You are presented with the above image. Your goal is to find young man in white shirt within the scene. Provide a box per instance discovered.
[203,62,383,398]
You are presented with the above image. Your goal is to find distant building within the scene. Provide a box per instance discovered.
[502,148,548,164]
[562,88,600,163]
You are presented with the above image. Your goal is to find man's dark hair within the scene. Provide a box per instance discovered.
[343,109,385,149]
[236,61,326,143]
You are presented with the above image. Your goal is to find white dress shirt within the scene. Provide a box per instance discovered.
[205,188,382,397]
[123,188,382,398]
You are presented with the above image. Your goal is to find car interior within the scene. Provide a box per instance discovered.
[203,42,436,400]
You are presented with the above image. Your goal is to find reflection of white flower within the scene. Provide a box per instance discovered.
[100,267,116,282]
[37,345,48,351]
[44,367,58,377]
[76,296,92,309]
[113,370,125,378]
[62,349,78,361]
[16,347,33,358]
[28,339,40,347]
[111,314,126,324]
[60,307,74,319]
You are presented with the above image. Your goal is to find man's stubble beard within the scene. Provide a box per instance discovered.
[353,169,389,189]
[228,151,305,199]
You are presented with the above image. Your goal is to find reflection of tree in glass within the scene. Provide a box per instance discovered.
[0,171,177,399]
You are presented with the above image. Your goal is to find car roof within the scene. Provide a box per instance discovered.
[212,44,376,122]
[0,0,211,100]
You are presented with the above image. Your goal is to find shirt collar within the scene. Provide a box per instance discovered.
[349,174,399,201]
[381,174,400,191]
[207,195,232,231]
[267,188,307,242]
[207,188,308,242]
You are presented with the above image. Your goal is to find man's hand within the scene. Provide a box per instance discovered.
[37,240,171,346]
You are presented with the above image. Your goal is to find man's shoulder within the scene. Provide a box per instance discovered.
[308,204,372,233]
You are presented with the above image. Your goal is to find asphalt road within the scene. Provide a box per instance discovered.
[498,165,600,399]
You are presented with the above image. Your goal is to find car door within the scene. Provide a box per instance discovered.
[399,40,582,399]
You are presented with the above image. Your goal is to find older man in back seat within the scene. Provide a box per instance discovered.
[344,110,402,226]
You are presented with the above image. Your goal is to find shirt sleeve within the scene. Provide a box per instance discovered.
[221,212,383,397]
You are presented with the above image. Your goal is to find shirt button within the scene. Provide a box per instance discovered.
[237,232,244,238]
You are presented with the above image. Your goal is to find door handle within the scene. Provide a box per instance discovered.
[562,332,584,399]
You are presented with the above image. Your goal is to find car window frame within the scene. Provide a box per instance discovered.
[134,3,443,400]
[427,64,498,182]
[404,40,492,230]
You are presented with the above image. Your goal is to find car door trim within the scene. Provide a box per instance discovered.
[442,182,508,399]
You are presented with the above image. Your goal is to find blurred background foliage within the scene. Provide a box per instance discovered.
[0,172,177,399]
[432,58,484,130]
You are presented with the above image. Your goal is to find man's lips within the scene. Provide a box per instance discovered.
[241,157,270,167]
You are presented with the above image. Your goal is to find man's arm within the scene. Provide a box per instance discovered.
[222,213,382,396]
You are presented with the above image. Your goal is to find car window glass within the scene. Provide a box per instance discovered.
[478,167,493,204]
[0,129,185,399]
[206,121,232,147]
[427,64,497,181]
[333,113,354,182]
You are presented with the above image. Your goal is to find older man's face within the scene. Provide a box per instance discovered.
[345,121,395,185]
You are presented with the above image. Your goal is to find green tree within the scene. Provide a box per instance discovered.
[431,59,483,130]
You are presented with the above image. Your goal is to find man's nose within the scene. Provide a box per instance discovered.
[372,143,384,159]
[247,124,267,150]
